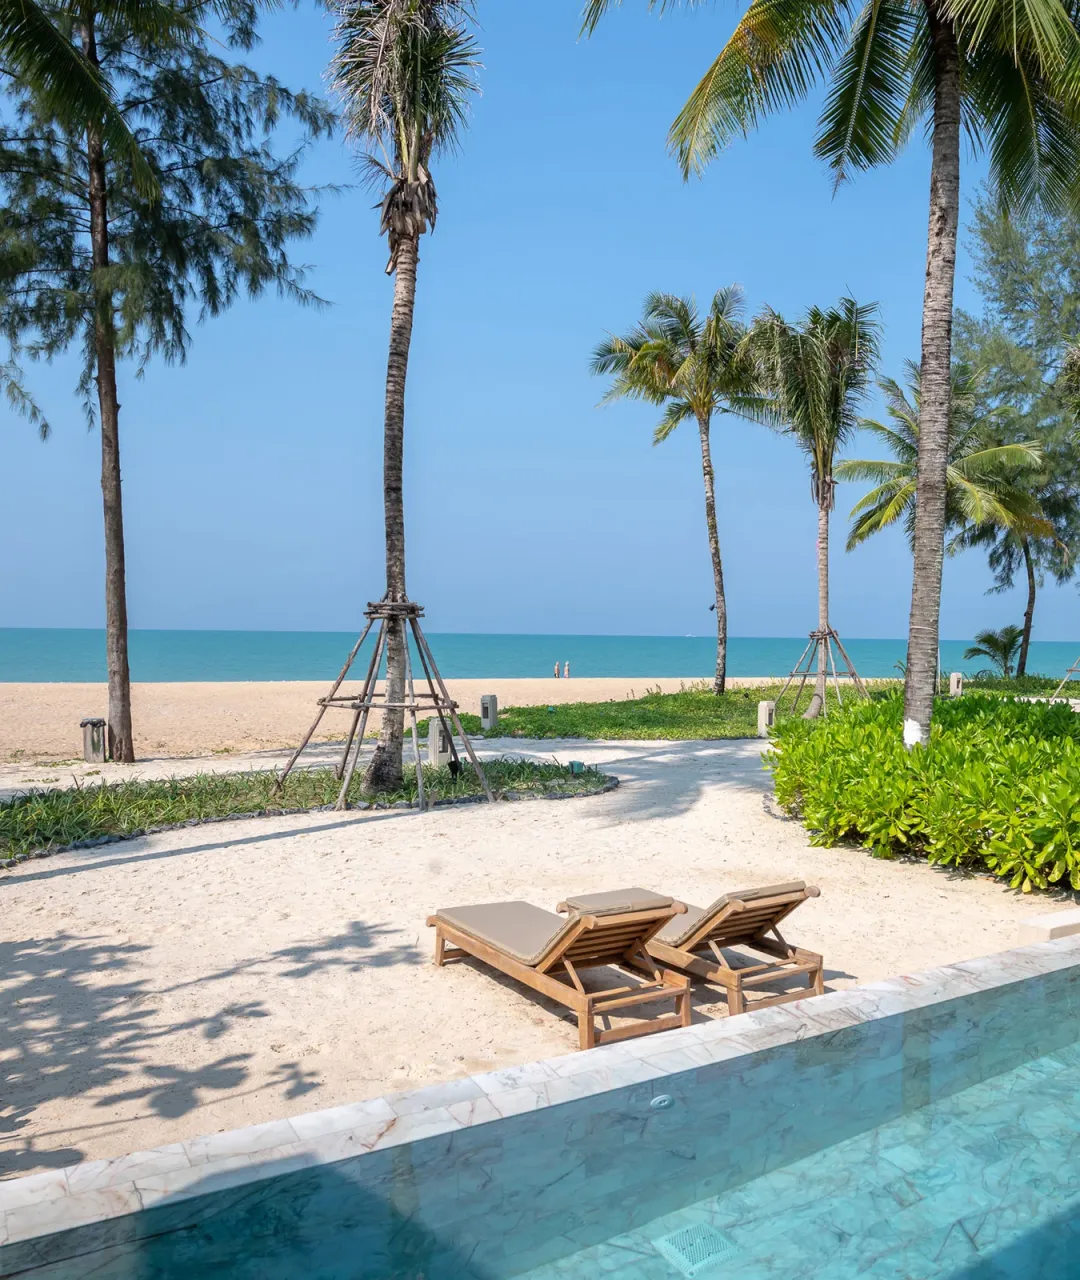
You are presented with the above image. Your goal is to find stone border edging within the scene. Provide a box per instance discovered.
[0,775,619,871]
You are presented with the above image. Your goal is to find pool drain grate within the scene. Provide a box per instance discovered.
[652,1224,740,1276]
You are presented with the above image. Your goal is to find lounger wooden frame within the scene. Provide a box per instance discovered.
[427,907,691,1050]
[645,887,824,1017]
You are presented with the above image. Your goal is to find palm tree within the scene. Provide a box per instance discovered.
[582,0,1080,748]
[838,362,1052,549]
[332,0,479,791]
[949,446,1079,676]
[963,624,1024,678]
[747,298,880,716]
[591,288,763,694]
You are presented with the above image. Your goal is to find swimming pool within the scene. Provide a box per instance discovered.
[518,1039,1080,1277]
[2,937,1079,1279]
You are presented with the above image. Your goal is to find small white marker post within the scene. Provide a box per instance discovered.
[757,700,776,738]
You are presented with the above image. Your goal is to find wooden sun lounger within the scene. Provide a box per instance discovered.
[561,881,824,1017]
[427,888,691,1050]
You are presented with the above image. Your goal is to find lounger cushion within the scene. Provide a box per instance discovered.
[655,881,808,947]
[434,901,568,966]
[556,887,675,917]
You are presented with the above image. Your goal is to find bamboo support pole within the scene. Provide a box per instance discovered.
[402,621,426,811]
[412,618,494,802]
[335,621,389,811]
[276,615,375,791]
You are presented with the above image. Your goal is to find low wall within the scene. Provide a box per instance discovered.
[2,938,1079,1278]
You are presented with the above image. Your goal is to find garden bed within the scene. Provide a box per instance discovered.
[767,692,1080,892]
[0,758,615,866]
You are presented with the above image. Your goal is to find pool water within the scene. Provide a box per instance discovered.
[518,1040,1080,1279]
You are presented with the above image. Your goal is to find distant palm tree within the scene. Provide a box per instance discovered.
[747,298,880,716]
[591,287,764,694]
[963,625,1024,678]
[332,0,479,791]
[837,363,1051,549]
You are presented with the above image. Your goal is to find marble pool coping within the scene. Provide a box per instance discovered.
[3,933,1080,1253]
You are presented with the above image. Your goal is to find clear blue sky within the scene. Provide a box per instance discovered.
[4,2,1077,643]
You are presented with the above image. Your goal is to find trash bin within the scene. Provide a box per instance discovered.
[80,717,107,763]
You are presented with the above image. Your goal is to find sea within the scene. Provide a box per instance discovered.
[1,629,1078,683]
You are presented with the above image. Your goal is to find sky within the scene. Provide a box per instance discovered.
[3,1,1078,643]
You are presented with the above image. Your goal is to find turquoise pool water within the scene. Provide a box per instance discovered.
[519,1041,1080,1279]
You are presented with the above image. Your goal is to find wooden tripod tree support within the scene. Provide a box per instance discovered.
[1051,657,1080,701]
[276,598,493,811]
[775,628,870,717]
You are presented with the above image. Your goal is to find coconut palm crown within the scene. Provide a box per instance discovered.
[838,361,1052,549]
[332,0,479,273]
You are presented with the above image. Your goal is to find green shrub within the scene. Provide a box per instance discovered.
[766,693,1080,892]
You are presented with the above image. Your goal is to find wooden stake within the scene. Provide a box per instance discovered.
[276,615,375,791]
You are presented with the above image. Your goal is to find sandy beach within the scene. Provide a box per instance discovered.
[0,677,784,761]
[0,736,1049,1180]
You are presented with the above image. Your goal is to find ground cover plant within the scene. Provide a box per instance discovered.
[476,682,894,741]
[963,673,1072,695]
[0,758,606,859]
[767,693,1080,891]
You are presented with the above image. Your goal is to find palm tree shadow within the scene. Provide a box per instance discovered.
[0,920,421,1178]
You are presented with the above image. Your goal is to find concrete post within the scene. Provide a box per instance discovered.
[480,694,498,731]
[949,672,964,698]
[757,700,776,738]
[80,717,106,763]
[427,719,452,767]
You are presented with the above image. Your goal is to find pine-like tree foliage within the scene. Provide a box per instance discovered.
[0,0,335,434]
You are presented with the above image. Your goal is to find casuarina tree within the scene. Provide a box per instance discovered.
[583,0,1080,748]
[0,0,332,760]
[747,298,880,716]
[331,0,480,791]
[591,288,763,694]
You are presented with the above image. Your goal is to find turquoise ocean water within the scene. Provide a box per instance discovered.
[2,628,1079,682]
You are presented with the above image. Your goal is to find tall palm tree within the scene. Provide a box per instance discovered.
[838,362,1051,549]
[963,624,1024,677]
[747,298,880,716]
[591,288,763,694]
[582,0,1080,748]
[332,0,479,791]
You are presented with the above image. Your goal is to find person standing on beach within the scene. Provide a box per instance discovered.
[564,661,570,679]
[554,662,560,678]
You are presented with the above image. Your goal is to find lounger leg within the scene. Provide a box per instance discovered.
[677,986,691,1028]
[812,961,824,996]
[434,932,446,967]
[579,1006,596,1051]
[727,984,746,1017]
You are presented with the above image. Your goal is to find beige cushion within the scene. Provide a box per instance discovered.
[655,881,809,948]
[434,901,568,966]
[556,887,675,917]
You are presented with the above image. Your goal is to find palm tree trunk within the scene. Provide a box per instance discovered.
[83,15,134,764]
[696,414,727,694]
[902,0,960,749]
[804,494,831,718]
[1017,536,1036,677]
[364,233,419,793]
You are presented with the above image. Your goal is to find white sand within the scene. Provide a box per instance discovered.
[0,738,1048,1180]
[0,678,788,761]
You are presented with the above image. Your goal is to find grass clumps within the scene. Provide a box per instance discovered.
[767,692,1080,892]
[0,758,609,860]
[480,681,893,740]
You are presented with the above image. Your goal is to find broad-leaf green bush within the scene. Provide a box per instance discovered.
[766,693,1080,892]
